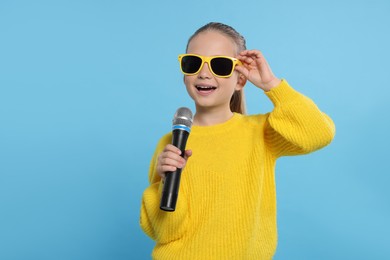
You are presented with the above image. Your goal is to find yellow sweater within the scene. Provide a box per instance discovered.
[140,80,335,259]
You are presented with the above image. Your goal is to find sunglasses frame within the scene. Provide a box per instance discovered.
[178,54,242,78]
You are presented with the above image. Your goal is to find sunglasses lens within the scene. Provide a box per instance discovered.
[181,55,202,74]
[210,57,233,76]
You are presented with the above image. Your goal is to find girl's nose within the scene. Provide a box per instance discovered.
[198,62,212,79]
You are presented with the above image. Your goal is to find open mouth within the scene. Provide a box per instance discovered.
[196,85,217,94]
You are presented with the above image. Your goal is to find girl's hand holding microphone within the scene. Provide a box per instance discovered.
[156,144,192,180]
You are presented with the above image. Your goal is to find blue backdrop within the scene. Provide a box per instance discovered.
[1,0,389,259]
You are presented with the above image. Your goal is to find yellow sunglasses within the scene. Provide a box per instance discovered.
[178,54,242,78]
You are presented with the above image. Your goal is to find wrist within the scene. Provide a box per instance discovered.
[262,78,281,92]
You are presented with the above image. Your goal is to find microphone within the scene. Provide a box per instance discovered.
[160,107,193,212]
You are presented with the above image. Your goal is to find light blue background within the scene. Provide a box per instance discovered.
[1,0,389,259]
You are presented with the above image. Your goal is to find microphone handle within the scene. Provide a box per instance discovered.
[160,129,189,212]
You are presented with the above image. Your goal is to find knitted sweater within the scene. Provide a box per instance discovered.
[140,80,335,259]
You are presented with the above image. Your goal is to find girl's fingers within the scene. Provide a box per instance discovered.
[239,49,262,56]
[238,50,262,60]
[234,65,249,78]
[157,146,193,179]
[163,144,182,155]
[159,152,185,168]
[184,149,192,160]
[238,55,255,64]
[159,165,177,174]
[238,50,265,66]
[237,49,280,89]
[157,157,181,179]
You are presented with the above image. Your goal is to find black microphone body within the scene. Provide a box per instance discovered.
[160,107,193,212]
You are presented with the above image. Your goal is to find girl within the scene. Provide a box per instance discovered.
[140,22,335,259]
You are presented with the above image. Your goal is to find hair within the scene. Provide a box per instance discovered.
[186,22,247,114]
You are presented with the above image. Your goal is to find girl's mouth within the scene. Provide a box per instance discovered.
[196,85,217,95]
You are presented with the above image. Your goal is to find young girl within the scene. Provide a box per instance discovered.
[140,22,335,259]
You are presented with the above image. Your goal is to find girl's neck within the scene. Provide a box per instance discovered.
[193,107,234,126]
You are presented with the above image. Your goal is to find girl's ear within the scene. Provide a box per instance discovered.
[235,74,247,91]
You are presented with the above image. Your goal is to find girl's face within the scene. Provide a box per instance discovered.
[184,31,245,113]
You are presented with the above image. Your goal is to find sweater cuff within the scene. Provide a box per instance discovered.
[264,79,301,107]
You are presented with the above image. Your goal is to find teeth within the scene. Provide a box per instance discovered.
[196,85,216,90]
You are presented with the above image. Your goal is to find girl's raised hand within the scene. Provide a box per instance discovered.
[235,50,281,91]
[156,144,192,179]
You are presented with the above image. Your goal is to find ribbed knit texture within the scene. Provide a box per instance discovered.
[140,80,335,259]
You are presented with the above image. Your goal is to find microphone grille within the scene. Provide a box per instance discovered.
[173,107,193,128]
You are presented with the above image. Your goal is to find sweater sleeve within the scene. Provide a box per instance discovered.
[264,80,335,157]
[139,134,190,244]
